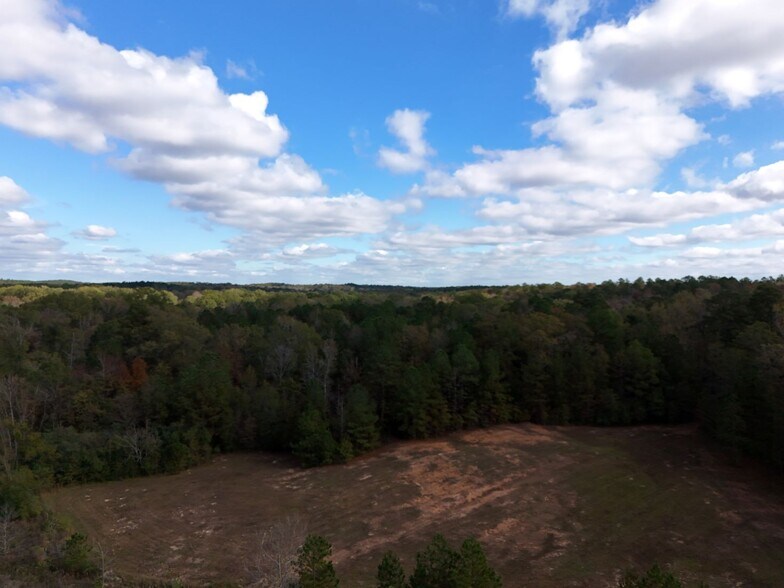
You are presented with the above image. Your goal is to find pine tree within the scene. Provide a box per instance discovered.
[346,385,380,454]
[295,534,340,588]
[455,537,502,588]
[377,551,407,588]
[291,407,336,467]
[618,564,683,588]
[409,534,459,588]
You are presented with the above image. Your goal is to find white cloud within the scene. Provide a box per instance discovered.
[420,85,704,199]
[226,59,258,80]
[726,160,784,201]
[0,3,287,157]
[681,167,711,189]
[477,186,765,238]
[0,178,70,273]
[629,234,688,248]
[693,211,784,242]
[0,0,401,248]
[772,141,784,151]
[89,249,236,281]
[733,150,755,168]
[383,224,532,252]
[419,0,784,248]
[5,0,784,285]
[420,96,704,196]
[75,224,117,240]
[0,176,30,207]
[468,160,784,240]
[150,249,233,266]
[506,0,591,39]
[378,109,434,174]
[282,243,341,258]
[633,208,784,248]
[534,0,784,111]
[455,0,784,210]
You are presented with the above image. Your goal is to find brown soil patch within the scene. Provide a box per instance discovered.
[44,424,784,587]
[460,424,564,446]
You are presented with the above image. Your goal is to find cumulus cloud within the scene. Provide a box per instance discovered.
[0,188,57,257]
[75,224,117,241]
[417,0,784,258]
[506,0,591,39]
[282,243,341,258]
[0,176,30,207]
[146,249,236,276]
[0,3,287,157]
[0,0,400,248]
[533,0,784,111]
[726,160,784,201]
[733,150,755,168]
[378,109,434,174]
[114,151,386,240]
[429,0,784,203]
[630,208,784,249]
[681,167,712,189]
[476,187,764,238]
[420,87,705,198]
[468,159,784,241]
[5,0,784,284]
[0,177,76,275]
[629,234,688,248]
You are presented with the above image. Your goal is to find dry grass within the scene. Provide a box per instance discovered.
[44,424,784,587]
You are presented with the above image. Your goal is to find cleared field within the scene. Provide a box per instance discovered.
[45,424,784,587]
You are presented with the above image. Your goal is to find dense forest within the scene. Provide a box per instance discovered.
[0,276,783,518]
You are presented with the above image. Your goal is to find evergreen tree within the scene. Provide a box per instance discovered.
[409,534,459,588]
[60,532,96,575]
[291,407,337,467]
[455,537,502,588]
[377,551,407,588]
[346,385,380,454]
[618,564,683,588]
[295,534,340,588]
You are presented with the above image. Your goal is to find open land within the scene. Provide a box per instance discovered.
[45,424,784,587]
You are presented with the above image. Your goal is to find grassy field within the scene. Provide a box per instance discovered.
[44,424,784,587]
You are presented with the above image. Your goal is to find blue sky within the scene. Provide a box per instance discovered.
[2,0,784,285]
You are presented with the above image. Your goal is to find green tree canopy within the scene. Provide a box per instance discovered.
[409,534,459,588]
[455,537,502,588]
[295,534,340,588]
[377,551,407,588]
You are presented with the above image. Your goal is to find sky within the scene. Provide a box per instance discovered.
[2,0,784,286]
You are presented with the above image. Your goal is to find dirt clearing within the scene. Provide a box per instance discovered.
[45,424,784,587]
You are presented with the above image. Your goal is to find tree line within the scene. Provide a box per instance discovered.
[0,276,783,517]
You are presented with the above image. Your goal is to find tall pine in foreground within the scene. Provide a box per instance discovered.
[296,534,339,588]
[455,537,502,588]
[405,534,503,587]
[377,551,407,588]
[618,564,684,587]
[409,534,460,588]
